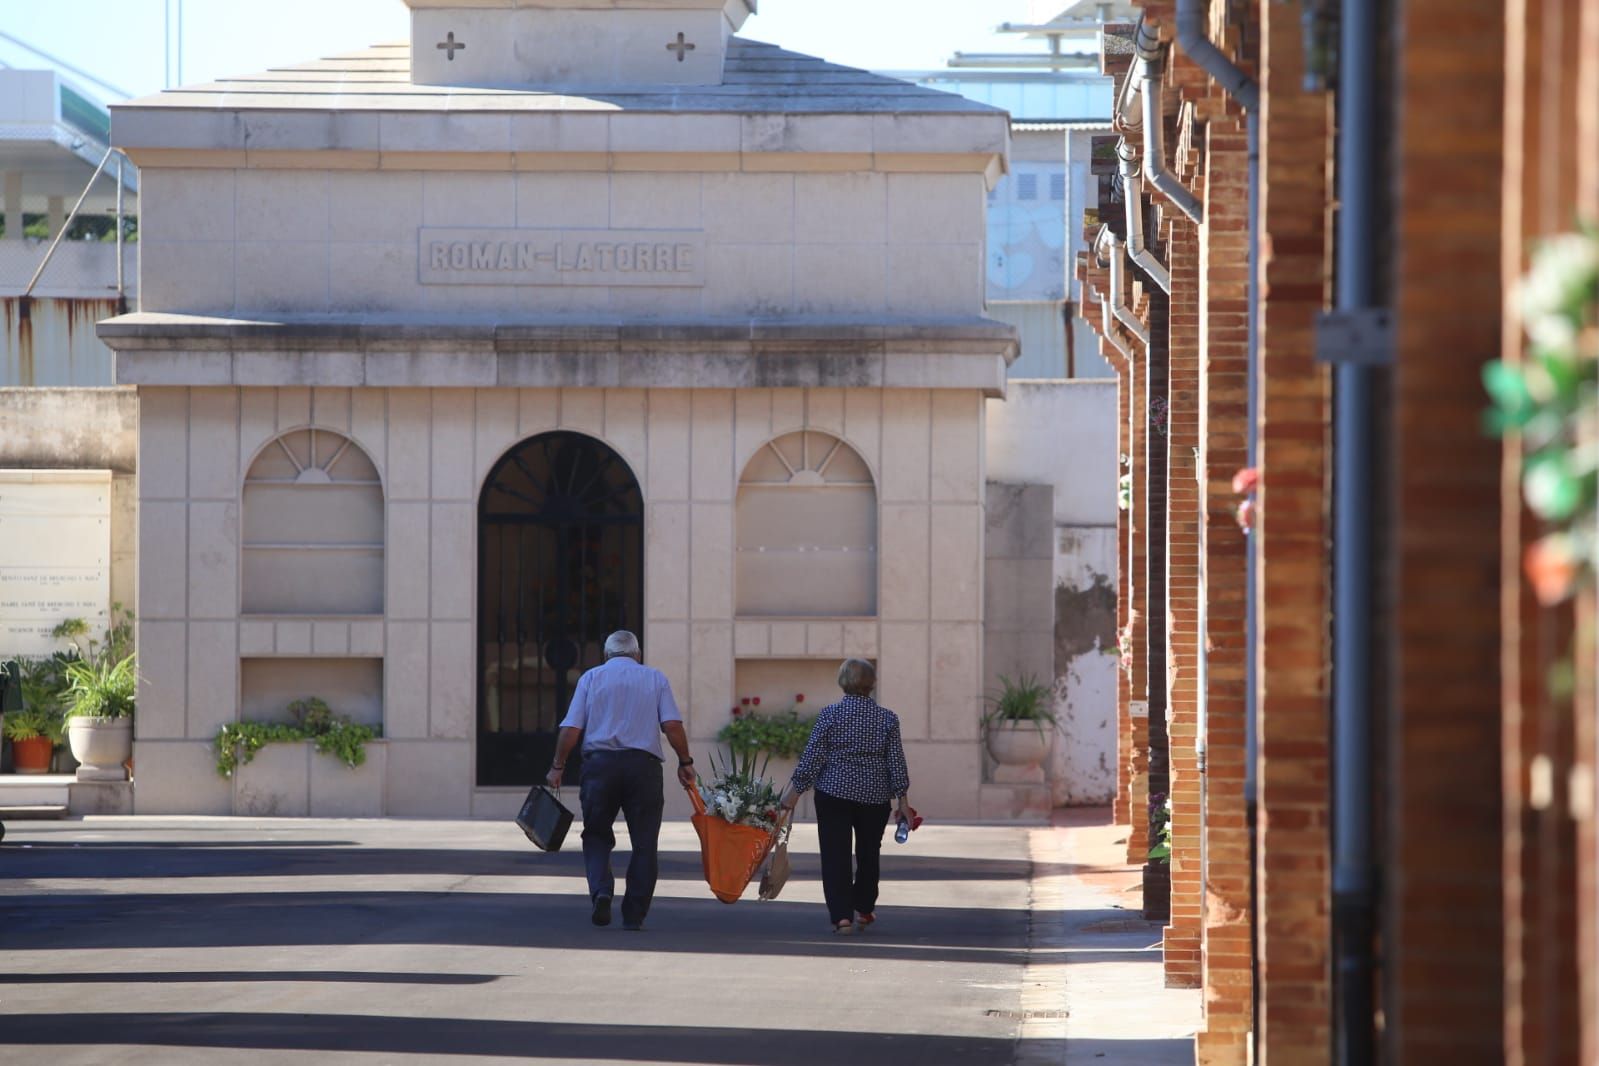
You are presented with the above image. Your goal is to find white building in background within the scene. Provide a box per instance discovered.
[0,67,137,386]
[896,0,1132,381]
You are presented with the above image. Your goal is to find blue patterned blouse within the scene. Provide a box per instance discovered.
[788,695,911,805]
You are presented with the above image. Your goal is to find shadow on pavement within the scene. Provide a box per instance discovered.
[2,842,1032,883]
[0,887,1031,966]
[0,1012,1019,1065]
[0,970,503,986]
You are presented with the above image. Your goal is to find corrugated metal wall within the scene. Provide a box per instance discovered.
[988,299,1114,380]
[0,298,119,386]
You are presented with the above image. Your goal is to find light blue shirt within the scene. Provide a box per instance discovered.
[559,656,682,760]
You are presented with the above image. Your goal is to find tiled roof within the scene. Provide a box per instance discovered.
[119,38,1006,115]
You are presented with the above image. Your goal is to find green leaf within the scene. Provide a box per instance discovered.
[1524,451,1585,520]
[1483,361,1532,411]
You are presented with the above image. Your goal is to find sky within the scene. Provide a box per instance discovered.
[0,0,1052,103]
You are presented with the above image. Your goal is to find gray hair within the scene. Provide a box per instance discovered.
[604,631,641,660]
[837,658,876,697]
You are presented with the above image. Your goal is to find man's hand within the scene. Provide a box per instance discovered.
[676,762,697,790]
[545,765,565,790]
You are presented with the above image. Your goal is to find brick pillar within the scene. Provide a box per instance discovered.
[1129,290,1152,865]
[1383,0,1506,1059]
[1143,276,1172,921]
[1165,209,1204,987]
[1502,2,1587,1062]
[1254,0,1332,1059]
[1196,113,1253,1066]
[1109,323,1136,830]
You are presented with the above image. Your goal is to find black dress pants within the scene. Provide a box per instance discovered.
[813,787,893,925]
[578,749,664,926]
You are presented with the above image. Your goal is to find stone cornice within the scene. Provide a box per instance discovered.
[99,314,1019,396]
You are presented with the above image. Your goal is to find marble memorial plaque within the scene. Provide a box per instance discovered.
[0,472,111,656]
[420,228,706,287]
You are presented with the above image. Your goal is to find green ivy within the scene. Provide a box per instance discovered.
[1485,228,1599,603]
[717,709,817,760]
[213,699,379,778]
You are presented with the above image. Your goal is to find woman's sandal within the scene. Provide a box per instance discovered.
[833,919,855,936]
[854,912,876,930]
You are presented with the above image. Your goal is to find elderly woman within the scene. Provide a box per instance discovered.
[780,658,913,935]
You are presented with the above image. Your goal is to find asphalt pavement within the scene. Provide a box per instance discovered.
[0,816,1047,1066]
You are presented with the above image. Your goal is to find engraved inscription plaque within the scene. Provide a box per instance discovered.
[419,228,707,287]
[0,472,111,656]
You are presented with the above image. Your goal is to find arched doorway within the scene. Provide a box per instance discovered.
[477,432,644,787]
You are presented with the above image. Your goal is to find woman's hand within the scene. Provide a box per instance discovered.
[779,786,799,811]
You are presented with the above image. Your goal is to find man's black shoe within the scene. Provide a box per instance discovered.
[592,896,612,926]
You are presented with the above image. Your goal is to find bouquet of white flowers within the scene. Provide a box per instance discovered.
[697,747,783,831]
[687,745,788,903]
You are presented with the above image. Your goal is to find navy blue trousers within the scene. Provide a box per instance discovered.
[814,787,893,925]
[578,749,664,925]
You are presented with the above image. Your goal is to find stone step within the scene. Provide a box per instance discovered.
[0,774,74,807]
[0,804,69,819]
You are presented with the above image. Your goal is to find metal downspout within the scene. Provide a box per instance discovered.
[1332,0,1378,1060]
[1119,140,1173,293]
[1100,296,1134,363]
[1175,0,1261,110]
[1109,236,1151,346]
[1137,31,1204,225]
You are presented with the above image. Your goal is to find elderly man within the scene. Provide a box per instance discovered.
[546,631,696,931]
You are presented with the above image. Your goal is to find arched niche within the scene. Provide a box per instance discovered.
[242,428,384,615]
[736,430,877,617]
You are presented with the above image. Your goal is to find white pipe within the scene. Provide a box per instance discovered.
[1100,295,1134,362]
[1141,53,1204,224]
[23,146,116,299]
[1125,171,1172,293]
[1108,235,1150,346]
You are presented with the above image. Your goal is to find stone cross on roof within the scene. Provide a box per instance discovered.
[405,0,757,90]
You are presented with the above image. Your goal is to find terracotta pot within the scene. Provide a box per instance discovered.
[11,735,55,774]
[66,717,133,778]
[985,720,1051,769]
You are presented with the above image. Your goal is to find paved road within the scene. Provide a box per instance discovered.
[1,816,1041,1066]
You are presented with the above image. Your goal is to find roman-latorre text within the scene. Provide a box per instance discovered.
[418,227,707,287]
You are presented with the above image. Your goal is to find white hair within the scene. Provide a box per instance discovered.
[604,631,641,659]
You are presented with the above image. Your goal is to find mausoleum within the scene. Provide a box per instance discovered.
[98,0,1027,818]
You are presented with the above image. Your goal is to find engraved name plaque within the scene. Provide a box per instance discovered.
[419,228,706,287]
[0,472,111,656]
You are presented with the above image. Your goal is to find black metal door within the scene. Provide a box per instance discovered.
[477,432,644,787]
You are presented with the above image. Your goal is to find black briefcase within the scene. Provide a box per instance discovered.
[516,785,574,852]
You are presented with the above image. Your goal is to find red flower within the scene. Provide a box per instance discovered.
[795,693,805,703]
[752,697,761,707]
[1525,536,1580,605]
[731,706,742,718]
[741,698,751,706]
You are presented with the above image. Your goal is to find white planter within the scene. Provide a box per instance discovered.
[985,721,1051,784]
[66,717,133,781]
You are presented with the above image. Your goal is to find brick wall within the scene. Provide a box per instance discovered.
[1253,0,1332,1059]
[1144,277,1173,920]
[1196,113,1253,1066]
[1165,205,1205,986]
[1384,0,1506,1059]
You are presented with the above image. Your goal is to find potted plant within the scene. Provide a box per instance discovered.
[2,703,64,774]
[63,652,136,780]
[982,674,1056,782]
[717,695,817,814]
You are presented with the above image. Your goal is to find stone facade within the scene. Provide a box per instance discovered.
[99,0,1029,820]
